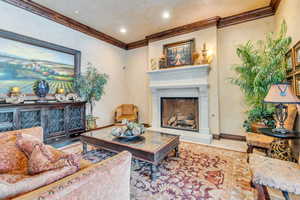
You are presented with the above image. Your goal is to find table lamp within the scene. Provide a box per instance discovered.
[264,83,300,133]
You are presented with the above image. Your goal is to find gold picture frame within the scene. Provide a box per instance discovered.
[293,41,300,67]
[163,39,195,69]
[295,76,300,96]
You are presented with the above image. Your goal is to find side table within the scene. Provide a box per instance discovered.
[259,128,300,162]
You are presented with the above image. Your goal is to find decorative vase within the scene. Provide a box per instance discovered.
[150,58,159,71]
[86,116,97,130]
[33,80,49,102]
[159,56,166,69]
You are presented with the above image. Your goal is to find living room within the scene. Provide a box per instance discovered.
[0,0,299,199]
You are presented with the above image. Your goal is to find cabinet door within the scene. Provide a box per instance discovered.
[19,109,42,129]
[0,109,15,132]
[68,104,85,133]
[46,107,66,141]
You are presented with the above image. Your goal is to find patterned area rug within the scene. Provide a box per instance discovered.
[83,142,255,200]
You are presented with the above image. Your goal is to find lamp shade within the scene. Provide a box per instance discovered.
[264,83,300,104]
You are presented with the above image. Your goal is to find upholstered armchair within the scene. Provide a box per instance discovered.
[115,104,139,123]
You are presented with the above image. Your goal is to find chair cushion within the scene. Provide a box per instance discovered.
[0,166,77,199]
[246,133,274,149]
[117,114,137,121]
[249,154,300,194]
[0,134,28,174]
[122,104,134,115]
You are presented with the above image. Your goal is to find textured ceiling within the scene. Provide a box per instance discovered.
[33,0,270,43]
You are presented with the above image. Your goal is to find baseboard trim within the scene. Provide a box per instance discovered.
[216,133,246,142]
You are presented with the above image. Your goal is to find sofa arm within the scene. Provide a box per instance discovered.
[14,151,132,200]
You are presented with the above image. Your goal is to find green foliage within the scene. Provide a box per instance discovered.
[230,21,292,131]
[243,107,276,132]
[74,63,108,115]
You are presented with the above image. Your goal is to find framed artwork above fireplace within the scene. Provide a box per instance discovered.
[163,39,195,68]
[0,29,81,95]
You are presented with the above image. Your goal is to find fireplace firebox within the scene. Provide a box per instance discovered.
[161,97,199,132]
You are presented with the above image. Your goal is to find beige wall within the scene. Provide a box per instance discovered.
[218,17,275,135]
[125,47,150,123]
[0,2,128,126]
[275,0,300,46]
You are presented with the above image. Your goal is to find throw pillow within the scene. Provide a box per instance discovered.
[16,133,42,157]
[17,133,71,162]
[28,144,80,175]
[0,134,28,174]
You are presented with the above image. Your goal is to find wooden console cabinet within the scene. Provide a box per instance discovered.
[0,102,86,144]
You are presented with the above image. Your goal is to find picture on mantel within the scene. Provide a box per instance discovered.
[163,39,195,68]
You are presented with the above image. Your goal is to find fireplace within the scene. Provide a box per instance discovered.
[147,64,212,144]
[161,97,199,132]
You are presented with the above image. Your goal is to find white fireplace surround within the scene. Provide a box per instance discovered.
[147,64,212,144]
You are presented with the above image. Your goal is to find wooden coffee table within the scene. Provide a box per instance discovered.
[80,126,180,180]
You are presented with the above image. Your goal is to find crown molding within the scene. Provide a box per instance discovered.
[126,39,148,50]
[2,0,283,51]
[145,16,220,43]
[217,6,274,28]
[128,6,275,50]
[270,0,282,13]
[2,0,127,49]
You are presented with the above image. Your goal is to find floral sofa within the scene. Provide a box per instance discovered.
[0,127,132,200]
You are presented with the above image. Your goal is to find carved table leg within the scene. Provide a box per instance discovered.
[247,144,254,154]
[151,164,157,181]
[253,183,271,200]
[282,191,290,200]
[82,142,87,154]
[268,139,295,162]
[175,146,180,157]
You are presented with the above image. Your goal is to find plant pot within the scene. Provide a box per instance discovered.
[251,122,267,133]
[86,117,98,130]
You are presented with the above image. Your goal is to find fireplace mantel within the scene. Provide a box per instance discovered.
[147,64,209,89]
[147,64,212,144]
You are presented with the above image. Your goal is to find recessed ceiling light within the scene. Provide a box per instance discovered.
[120,28,127,34]
[162,11,170,19]
[74,10,79,14]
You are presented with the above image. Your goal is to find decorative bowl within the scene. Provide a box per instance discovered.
[111,121,145,140]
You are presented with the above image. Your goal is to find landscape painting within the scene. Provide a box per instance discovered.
[0,31,80,95]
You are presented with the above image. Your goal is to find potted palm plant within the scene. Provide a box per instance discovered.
[74,63,108,130]
[231,21,292,132]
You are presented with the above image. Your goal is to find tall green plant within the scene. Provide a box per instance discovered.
[74,63,108,116]
[231,21,292,130]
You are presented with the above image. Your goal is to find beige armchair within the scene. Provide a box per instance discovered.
[115,104,139,123]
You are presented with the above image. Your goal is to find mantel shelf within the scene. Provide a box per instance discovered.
[147,64,210,74]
